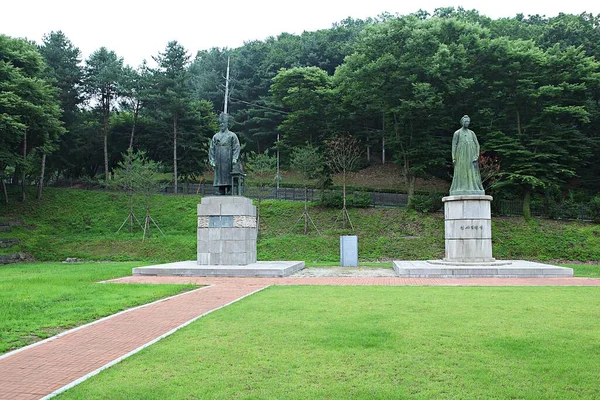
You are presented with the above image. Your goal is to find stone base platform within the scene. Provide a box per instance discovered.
[393,260,573,278]
[133,260,305,278]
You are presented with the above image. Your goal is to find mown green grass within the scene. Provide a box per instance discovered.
[1,188,599,263]
[0,262,195,354]
[59,286,600,399]
[562,263,600,277]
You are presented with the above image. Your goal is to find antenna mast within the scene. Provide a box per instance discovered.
[223,56,230,114]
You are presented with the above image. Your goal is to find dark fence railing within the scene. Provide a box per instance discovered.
[163,183,594,220]
[164,184,411,208]
[42,181,593,221]
[493,199,592,221]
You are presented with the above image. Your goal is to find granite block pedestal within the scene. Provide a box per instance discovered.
[392,194,573,278]
[133,196,304,277]
[443,194,494,262]
[197,196,257,266]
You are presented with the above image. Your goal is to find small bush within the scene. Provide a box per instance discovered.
[589,196,600,224]
[319,192,372,208]
[409,194,443,213]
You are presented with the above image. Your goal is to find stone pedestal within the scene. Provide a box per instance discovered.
[197,196,257,265]
[443,195,494,263]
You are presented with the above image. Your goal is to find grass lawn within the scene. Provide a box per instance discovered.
[59,285,600,399]
[0,262,195,354]
[563,263,600,277]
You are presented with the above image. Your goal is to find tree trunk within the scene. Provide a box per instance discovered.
[129,99,140,149]
[382,113,386,164]
[381,135,385,164]
[1,178,8,205]
[407,175,416,199]
[129,192,134,233]
[21,128,27,202]
[342,168,347,229]
[37,153,46,200]
[304,187,308,235]
[173,114,178,194]
[523,187,532,221]
[103,100,110,188]
[516,109,522,135]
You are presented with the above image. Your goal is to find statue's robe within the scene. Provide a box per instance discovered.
[450,128,485,196]
[209,129,241,188]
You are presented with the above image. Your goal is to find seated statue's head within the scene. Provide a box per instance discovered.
[460,115,470,128]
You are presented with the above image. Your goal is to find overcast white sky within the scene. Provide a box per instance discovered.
[3,0,599,67]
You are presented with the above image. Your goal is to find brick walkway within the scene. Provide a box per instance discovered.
[113,275,600,286]
[0,281,268,400]
[1,275,600,399]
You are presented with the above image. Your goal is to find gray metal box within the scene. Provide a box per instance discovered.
[340,235,358,267]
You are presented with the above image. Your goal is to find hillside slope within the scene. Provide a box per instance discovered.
[0,188,598,263]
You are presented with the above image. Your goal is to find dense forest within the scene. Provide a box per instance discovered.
[1,7,600,216]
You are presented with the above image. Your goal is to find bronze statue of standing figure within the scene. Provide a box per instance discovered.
[209,113,240,195]
[450,115,485,196]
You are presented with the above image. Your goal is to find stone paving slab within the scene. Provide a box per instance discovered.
[133,260,305,277]
[2,275,600,400]
[394,260,574,278]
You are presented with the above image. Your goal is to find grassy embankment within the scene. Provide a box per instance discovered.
[1,187,599,268]
[59,285,600,399]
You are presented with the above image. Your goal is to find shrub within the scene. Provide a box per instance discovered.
[589,196,600,224]
[319,192,372,208]
[410,194,443,213]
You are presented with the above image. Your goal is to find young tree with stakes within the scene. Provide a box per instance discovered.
[325,135,363,229]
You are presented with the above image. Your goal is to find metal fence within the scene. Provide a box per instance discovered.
[163,183,595,220]
[45,181,593,221]
[494,199,592,220]
[164,183,411,207]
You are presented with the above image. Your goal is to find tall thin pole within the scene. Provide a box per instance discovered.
[223,56,230,114]
[382,113,385,165]
[276,133,281,190]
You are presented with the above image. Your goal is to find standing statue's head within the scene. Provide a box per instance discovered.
[460,115,470,128]
[218,113,229,131]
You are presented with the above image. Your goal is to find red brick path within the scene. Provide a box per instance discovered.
[1,275,599,399]
[112,275,600,287]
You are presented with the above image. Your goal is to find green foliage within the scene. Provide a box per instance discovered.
[38,31,83,128]
[1,189,599,263]
[290,144,324,180]
[3,10,596,207]
[246,150,276,178]
[409,194,444,213]
[113,148,161,190]
[83,46,124,185]
[60,286,600,399]
[0,262,192,353]
[588,196,600,224]
[319,192,371,209]
[0,34,65,201]
[271,66,334,147]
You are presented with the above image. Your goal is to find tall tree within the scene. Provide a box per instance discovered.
[38,31,83,127]
[271,66,334,148]
[120,62,150,149]
[151,41,192,193]
[334,16,484,196]
[0,34,65,202]
[325,135,363,229]
[476,38,600,217]
[38,31,83,193]
[83,47,123,186]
